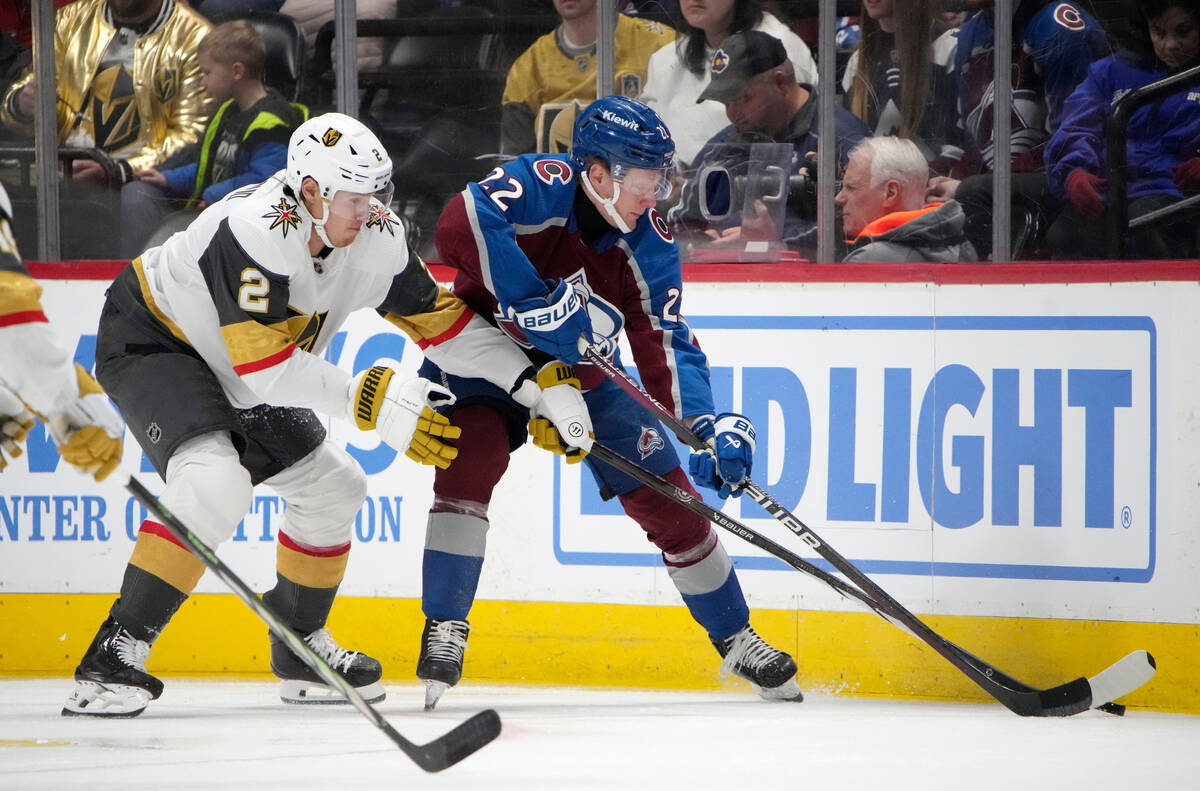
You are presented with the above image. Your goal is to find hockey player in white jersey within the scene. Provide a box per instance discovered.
[62,113,592,718]
[0,182,125,481]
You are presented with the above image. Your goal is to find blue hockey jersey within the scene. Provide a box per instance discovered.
[1045,54,1200,203]
[951,0,1108,175]
[435,154,715,421]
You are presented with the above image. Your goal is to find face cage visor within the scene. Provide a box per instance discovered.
[610,162,674,201]
[321,180,395,224]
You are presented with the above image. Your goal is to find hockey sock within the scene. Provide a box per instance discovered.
[110,519,206,642]
[422,548,484,621]
[667,537,751,641]
[263,531,349,632]
[679,571,752,641]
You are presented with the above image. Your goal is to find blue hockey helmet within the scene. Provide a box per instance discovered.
[571,96,675,198]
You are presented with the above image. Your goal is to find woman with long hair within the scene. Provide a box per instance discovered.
[640,0,818,168]
[842,0,960,172]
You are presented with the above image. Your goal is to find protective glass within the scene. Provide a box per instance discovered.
[611,164,674,201]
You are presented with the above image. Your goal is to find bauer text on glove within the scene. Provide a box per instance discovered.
[508,279,592,364]
[512,362,594,460]
[350,366,461,469]
[689,413,755,499]
[46,365,125,482]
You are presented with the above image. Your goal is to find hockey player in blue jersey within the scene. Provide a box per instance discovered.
[415,95,803,709]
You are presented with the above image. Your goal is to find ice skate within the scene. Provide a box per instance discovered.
[270,627,385,704]
[712,625,804,702]
[61,617,164,718]
[416,617,470,711]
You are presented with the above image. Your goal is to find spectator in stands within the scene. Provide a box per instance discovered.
[1044,0,1200,259]
[501,0,674,155]
[668,31,867,255]
[118,20,307,258]
[1,0,211,187]
[838,136,976,262]
[923,0,1109,259]
[641,0,818,169]
[280,0,396,73]
[842,0,961,174]
[191,0,284,22]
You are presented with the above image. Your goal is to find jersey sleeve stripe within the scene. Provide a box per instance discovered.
[231,341,296,375]
[384,287,475,349]
[0,309,48,327]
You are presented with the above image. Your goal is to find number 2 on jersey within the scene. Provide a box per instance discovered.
[238,268,270,312]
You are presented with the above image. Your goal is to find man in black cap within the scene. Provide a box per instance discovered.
[667,30,869,257]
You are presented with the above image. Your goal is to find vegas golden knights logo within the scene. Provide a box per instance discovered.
[153,69,178,103]
[287,309,329,352]
[322,128,342,147]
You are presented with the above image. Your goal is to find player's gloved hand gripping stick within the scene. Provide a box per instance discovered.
[349,366,461,468]
[576,339,1156,717]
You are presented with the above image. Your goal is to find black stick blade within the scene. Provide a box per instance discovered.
[391,708,502,773]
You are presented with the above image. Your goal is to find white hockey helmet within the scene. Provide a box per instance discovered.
[286,112,394,205]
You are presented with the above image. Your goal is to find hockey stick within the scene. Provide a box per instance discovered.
[126,476,501,772]
[580,344,1156,716]
[588,441,1139,715]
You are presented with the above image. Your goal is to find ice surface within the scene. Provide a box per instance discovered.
[1,679,1196,790]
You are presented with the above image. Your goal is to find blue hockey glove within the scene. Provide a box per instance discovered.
[689,413,756,499]
[509,279,592,364]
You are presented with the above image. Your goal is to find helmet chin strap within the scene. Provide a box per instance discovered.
[299,190,343,249]
[582,170,633,234]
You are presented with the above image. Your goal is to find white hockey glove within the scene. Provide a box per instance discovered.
[0,383,36,472]
[512,362,594,463]
[349,366,461,469]
[45,365,125,483]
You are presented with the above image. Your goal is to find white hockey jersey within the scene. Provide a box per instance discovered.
[0,183,82,418]
[134,172,534,416]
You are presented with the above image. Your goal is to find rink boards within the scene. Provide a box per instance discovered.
[2,261,1198,713]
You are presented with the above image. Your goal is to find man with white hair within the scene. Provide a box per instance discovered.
[837,136,976,262]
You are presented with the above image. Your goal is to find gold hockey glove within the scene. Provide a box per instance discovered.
[350,366,462,469]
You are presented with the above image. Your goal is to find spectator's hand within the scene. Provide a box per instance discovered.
[740,199,779,241]
[72,159,110,185]
[1172,157,1200,194]
[195,200,208,210]
[703,225,744,246]
[15,80,36,119]
[138,168,168,189]
[926,176,960,202]
[1065,169,1106,219]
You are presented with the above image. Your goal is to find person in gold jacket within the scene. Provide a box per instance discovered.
[1,0,210,186]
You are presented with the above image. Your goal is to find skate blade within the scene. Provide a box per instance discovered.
[278,679,385,705]
[61,680,152,718]
[423,680,451,711]
[753,677,804,702]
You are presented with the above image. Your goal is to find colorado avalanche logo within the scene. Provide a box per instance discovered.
[711,49,729,74]
[650,209,673,242]
[1052,3,1085,31]
[637,427,665,460]
[533,159,573,186]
